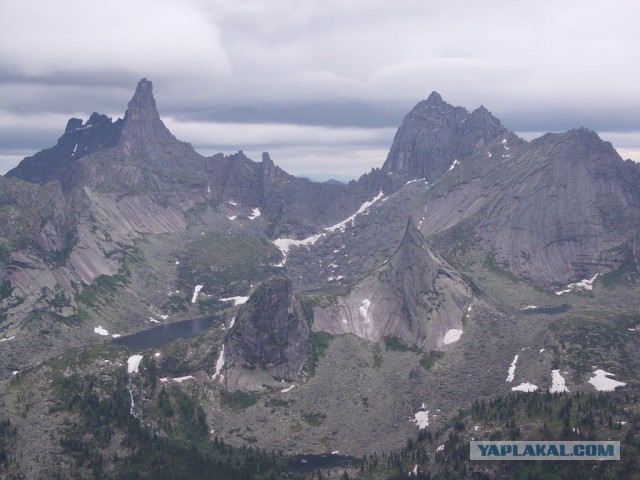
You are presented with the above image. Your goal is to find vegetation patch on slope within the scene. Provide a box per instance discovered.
[176,233,283,297]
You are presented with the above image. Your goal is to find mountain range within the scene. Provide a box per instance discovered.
[1,79,639,479]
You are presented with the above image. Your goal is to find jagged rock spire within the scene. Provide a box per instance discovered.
[121,78,173,137]
[118,78,179,159]
[123,78,162,124]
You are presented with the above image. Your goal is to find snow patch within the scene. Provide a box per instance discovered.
[359,299,372,323]
[273,235,322,265]
[511,382,538,392]
[506,354,518,382]
[522,305,538,310]
[248,208,261,220]
[227,201,237,206]
[436,445,445,452]
[94,326,109,336]
[219,296,249,305]
[0,336,16,342]
[443,329,463,345]
[127,355,144,374]
[191,285,204,303]
[588,369,626,391]
[555,274,599,295]
[281,384,295,393]
[227,215,237,220]
[448,159,460,171]
[550,369,568,393]
[157,376,197,384]
[149,317,161,324]
[212,346,225,382]
[413,410,429,429]
[111,333,122,338]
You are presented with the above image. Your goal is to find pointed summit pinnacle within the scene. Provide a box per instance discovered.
[118,78,181,161]
[124,78,161,124]
[426,91,444,105]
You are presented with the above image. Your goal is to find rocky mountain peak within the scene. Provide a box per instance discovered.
[425,91,444,105]
[381,93,507,182]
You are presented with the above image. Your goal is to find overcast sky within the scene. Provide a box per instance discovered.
[1,0,639,180]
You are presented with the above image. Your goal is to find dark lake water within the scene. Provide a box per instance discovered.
[112,316,216,350]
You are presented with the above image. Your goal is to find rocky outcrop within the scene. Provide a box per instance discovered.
[5,113,124,191]
[224,277,312,391]
[313,219,472,350]
[381,91,506,182]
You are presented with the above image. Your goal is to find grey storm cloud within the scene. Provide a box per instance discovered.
[1,0,639,178]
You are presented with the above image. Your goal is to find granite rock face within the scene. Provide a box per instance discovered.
[475,128,640,283]
[314,219,472,350]
[418,128,640,284]
[224,277,312,391]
